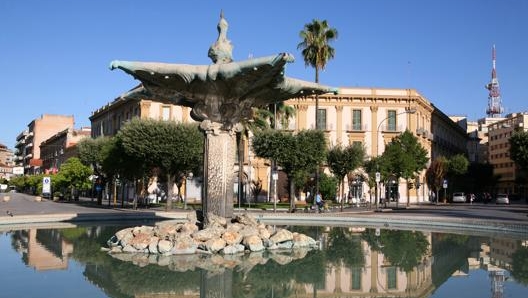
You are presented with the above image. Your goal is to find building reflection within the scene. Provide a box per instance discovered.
[11,229,73,271]
[8,225,527,298]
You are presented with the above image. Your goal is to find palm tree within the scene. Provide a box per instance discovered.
[297,19,338,196]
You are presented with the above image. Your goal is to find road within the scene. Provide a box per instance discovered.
[1,192,527,235]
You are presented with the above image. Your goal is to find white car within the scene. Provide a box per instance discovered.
[452,192,466,203]
[495,194,510,204]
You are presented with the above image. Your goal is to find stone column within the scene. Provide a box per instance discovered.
[370,106,379,157]
[200,120,237,220]
[335,105,343,144]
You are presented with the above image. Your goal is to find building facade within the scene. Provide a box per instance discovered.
[40,127,91,173]
[0,143,14,180]
[89,87,470,205]
[14,114,75,174]
[487,112,528,196]
[252,87,469,204]
[89,96,193,138]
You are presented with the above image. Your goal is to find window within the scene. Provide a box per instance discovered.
[316,109,327,130]
[162,106,171,121]
[387,110,397,131]
[350,267,362,290]
[352,109,362,130]
[386,267,397,289]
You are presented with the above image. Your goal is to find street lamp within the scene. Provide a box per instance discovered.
[374,107,416,209]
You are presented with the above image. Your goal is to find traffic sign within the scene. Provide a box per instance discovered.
[42,176,51,194]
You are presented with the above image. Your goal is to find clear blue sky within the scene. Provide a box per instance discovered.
[2,0,527,149]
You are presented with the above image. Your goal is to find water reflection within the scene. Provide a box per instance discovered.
[2,223,527,298]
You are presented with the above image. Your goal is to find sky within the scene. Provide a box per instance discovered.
[1,0,528,149]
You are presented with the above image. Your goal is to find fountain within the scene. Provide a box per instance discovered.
[110,11,337,220]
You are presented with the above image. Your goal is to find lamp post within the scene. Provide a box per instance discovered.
[375,107,416,209]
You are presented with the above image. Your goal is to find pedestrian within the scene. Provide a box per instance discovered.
[315,192,324,211]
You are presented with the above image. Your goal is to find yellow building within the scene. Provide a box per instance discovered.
[90,87,469,205]
[251,87,468,204]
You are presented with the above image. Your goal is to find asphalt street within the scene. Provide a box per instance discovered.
[1,192,527,235]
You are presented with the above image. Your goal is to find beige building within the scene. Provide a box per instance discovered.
[40,127,91,173]
[89,96,193,138]
[252,87,469,204]
[487,112,528,196]
[0,143,14,180]
[14,114,75,174]
[90,87,469,204]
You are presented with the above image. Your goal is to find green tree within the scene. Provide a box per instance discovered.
[78,136,113,204]
[54,157,92,200]
[446,153,469,193]
[252,129,326,211]
[363,157,382,207]
[510,130,528,198]
[117,119,203,210]
[361,229,429,273]
[298,18,338,196]
[327,143,366,211]
[510,130,528,169]
[318,172,338,204]
[381,130,428,206]
[511,246,528,285]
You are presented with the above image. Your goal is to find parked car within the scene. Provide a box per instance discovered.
[495,193,510,204]
[452,192,466,203]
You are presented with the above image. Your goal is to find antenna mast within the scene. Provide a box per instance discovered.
[485,45,504,117]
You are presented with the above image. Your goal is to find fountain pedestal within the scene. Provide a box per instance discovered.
[200,121,239,219]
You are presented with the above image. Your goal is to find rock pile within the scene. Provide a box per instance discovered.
[105,212,318,256]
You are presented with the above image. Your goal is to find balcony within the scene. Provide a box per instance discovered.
[346,123,369,132]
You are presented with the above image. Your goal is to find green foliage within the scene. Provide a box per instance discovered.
[327,143,366,181]
[363,157,381,189]
[510,130,528,170]
[252,129,326,176]
[297,19,338,81]
[319,172,338,202]
[53,157,92,197]
[511,246,528,285]
[381,130,428,180]
[326,228,365,267]
[117,118,204,177]
[78,136,112,174]
[362,229,429,273]
[252,129,326,208]
[447,154,469,176]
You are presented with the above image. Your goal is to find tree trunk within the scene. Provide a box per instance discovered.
[289,176,295,212]
[166,173,173,211]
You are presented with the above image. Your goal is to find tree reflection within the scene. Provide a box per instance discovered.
[362,228,429,272]
[10,224,528,298]
[512,246,528,285]
[325,227,365,267]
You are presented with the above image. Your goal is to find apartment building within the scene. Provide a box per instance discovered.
[14,114,75,174]
[89,96,194,138]
[487,112,528,196]
[40,127,91,173]
[90,87,469,204]
[0,143,14,181]
[262,87,469,204]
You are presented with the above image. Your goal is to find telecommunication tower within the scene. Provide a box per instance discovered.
[485,45,504,117]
